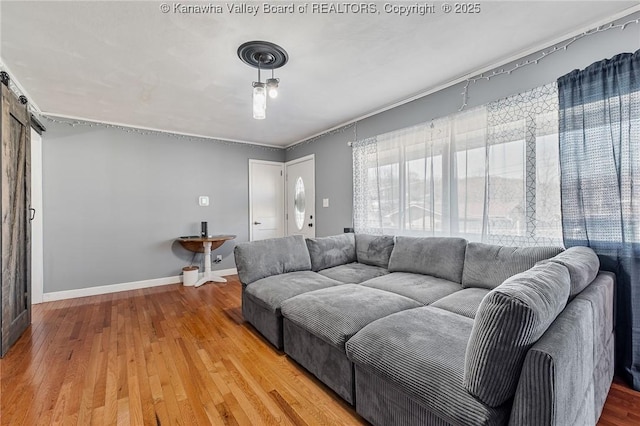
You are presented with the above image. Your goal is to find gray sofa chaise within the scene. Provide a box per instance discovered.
[233,233,614,426]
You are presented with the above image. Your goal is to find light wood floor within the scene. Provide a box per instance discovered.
[0,277,638,425]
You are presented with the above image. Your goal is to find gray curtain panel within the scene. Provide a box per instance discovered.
[558,49,640,390]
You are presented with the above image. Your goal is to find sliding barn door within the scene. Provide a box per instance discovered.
[0,82,31,357]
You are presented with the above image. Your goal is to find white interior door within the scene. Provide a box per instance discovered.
[249,160,284,241]
[286,155,315,238]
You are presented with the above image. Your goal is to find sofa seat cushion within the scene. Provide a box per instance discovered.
[234,235,312,285]
[431,288,490,318]
[464,261,571,407]
[306,233,356,272]
[361,272,461,305]
[244,271,343,314]
[346,307,508,425]
[281,284,421,350]
[355,234,395,268]
[462,242,563,290]
[318,262,388,284]
[388,236,467,283]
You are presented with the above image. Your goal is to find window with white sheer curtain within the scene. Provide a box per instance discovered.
[352,83,562,247]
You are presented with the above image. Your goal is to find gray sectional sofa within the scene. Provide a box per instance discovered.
[233,233,614,426]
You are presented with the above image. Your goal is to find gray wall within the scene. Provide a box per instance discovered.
[285,12,640,237]
[43,121,284,292]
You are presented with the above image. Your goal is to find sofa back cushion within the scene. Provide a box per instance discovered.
[355,234,395,268]
[462,243,564,290]
[234,235,311,285]
[305,233,356,272]
[540,246,600,299]
[463,261,570,407]
[388,236,467,283]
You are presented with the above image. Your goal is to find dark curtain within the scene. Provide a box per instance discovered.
[558,50,640,390]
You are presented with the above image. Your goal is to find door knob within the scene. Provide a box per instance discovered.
[253,221,262,225]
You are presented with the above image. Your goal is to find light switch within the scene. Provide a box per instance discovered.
[322,198,329,208]
[199,196,209,207]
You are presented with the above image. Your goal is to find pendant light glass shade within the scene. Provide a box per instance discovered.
[252,82,266,120]
[266,78,279,99]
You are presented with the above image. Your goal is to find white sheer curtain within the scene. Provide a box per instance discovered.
[352,83,562,246]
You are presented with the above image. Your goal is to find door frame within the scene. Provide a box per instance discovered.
[285,154,315,168]
[285,154,315,236]
[30,128,43,304]
[248,159,285,242]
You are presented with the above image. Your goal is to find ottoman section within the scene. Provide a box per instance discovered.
[281,284,421,404]
[243,271,343,349]
[346,307,509,425]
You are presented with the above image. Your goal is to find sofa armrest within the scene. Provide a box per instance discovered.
[509,298,595,426]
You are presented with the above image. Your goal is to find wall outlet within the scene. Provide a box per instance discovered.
[216,255,222,262]
[322,198,329,208]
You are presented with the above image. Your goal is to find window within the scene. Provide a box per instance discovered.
[294,177,306,231]
[353,83,562,247]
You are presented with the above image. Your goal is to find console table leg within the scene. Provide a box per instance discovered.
[194,241,227,287]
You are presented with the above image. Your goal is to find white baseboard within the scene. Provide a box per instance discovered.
[42,268,238,302]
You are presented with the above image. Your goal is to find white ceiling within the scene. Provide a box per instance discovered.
[1,1,638,147]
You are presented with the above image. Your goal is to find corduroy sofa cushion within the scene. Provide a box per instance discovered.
[462,243,564,290]
[463,261,571,407]
[431,288,490,319]
[282,284,420,349]
[244,271,343,314]
[305,233,356,272]
[234,235,311,285]
[355,234,395,268]
[540,246,600,298]
[388,236,467,283]
[361,272,461,305]
[346,307,509,425]
[318,262,388,284]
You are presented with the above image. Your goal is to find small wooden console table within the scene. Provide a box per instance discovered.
[177,235,236,287]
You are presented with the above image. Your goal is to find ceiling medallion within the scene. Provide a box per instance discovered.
[238,41,288,120]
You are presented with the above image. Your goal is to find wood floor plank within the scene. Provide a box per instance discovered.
[90,405,105,426]
[1,277,639,425]
[76,333,104,425]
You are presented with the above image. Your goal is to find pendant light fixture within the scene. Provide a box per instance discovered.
[238,41,288,120]
[266,70,279,99]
